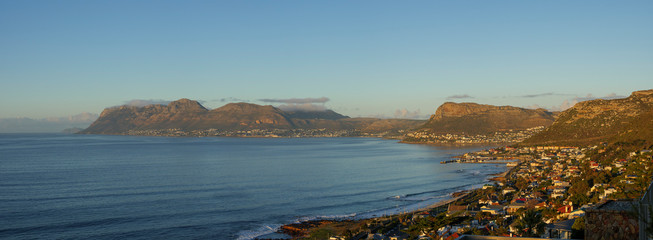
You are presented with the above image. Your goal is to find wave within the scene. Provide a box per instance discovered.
[236,212,362,240]
[236,177,494,240]
[296,198,386,212]
[236,224,284,240]
[388,181,478,201]
[1,185,235,202]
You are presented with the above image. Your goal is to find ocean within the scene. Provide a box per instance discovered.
[0,134,505,239]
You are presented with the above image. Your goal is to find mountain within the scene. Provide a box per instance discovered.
[81,99,291,134]
[0,113,99,133]
[522,89,653,146]
[414,102,556,135]
[79,99,424,135]
[285,110,348,120]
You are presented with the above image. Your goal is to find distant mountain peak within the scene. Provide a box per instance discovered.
[167,98,207,113]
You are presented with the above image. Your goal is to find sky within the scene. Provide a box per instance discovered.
[1,1,652,120]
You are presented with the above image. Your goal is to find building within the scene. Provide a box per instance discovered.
[544,218,576,239]
[480,205,505,215]
[638,181,653,240]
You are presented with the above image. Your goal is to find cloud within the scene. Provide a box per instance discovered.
[215,97,249,103]
[259,97,330,112]
[446,94,473,100]
[123,99,170,107]
[521,92,554,98]
[394,108,425,119]
[258,97,330,104]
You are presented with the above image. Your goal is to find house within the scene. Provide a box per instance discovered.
[569,209,585,218]
[590,161,600,169]
[554,180,571,187]
[502,187,516,195]
[535,201,548,209]
[620,179,635,184]
[544,218,576,239]
[446,232,461,240]
[480,205,505,215]
[558,205,574,214]
[591,183,609,192]
[551,188,566,199]
[505,202,526,214]
[600,187,618,200]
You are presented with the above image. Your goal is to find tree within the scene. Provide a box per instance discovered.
[515,209,546,237]
[515,176,529,191]
[571,216,585,239]
[570,193,590,208]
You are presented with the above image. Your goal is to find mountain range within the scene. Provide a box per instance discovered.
[79,99,424,135]
[79,89,653,146]
[0,113,98,133]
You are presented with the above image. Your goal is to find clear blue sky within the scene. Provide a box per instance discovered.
[1,1,651,119]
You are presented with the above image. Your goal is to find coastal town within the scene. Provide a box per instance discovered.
[402,126,546,145]
[125,128,369,138]
[123,126,544,144]
[271,144,653,240]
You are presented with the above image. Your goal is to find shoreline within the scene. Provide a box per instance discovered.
[261,166,511,240]
[264,191,473,240]
[399,140,504,147]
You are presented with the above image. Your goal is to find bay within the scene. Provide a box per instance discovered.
[0,134,504,239]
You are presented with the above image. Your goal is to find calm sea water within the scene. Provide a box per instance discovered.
[0,134,504,239]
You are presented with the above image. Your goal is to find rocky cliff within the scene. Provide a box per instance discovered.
[523,89,653,146]
[417,102,556,135]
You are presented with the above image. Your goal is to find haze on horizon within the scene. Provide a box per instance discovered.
[1,1,651,123]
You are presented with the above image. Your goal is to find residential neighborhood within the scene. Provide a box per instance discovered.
[402,127,546,145]
[283,144,653,240]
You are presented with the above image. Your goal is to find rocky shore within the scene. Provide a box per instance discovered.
[258,190,476,240]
